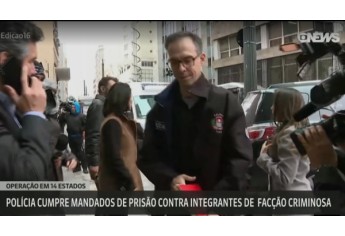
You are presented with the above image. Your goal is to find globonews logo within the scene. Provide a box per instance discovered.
[298,32,340,43]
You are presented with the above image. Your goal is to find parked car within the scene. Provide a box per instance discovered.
[241,80,335,190]
[129,82,169,130]
[218,82,263,104]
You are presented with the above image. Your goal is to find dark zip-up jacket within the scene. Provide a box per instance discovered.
[138,75,253,190]
[85,94,105,166]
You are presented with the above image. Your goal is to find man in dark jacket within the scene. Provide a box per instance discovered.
[0,21,55,181]
[85,76,117,181]
[137,31,253,191]
[59,101,87,173]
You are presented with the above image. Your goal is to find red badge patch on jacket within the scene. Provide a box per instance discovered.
[211,113,223,134]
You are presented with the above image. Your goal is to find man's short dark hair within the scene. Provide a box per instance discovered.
[164,31,203,55]
[98,76,119,94]
[0,21,44,59]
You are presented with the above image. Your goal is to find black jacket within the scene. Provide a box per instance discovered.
[0,103,54,181]
[85,94,105,166]
[138,77,253,190]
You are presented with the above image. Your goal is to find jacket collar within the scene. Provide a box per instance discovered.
[155,73,211,108]
[0,91,16,117]
[95,94,105,101]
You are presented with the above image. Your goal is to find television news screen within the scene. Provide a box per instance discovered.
[0,9,343,236]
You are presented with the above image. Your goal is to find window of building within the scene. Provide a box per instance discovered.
[218,35,241,59]
[141,61,154,67]
[257,60,262,87]
[229,36,240,56]
[208,58,212,66]
[256,27,262,50]
[268,21,282,47]
[317,53,333,80]
[219,37,230,59]
[283,21,298,44]
[268,21,319,47]
[141,68,153,82]
[299,21,313,32]
[284,54,298,83]
[298,53,332,81]
[267,53,317,85]
[217,64,243,84]
[267,57,283,84]
[183,21,200,35]
[314,21,334,33]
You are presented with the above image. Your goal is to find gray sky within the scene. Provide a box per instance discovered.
[58,21,126,98]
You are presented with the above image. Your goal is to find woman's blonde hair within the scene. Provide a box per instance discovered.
[273,88,308,131]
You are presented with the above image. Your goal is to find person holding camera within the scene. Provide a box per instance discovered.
[0,21,55,181]
[297,125,338,169]
[59,100,88,173]
[297,125,345,191]
[257,88,313,191]
[42,79,78,180]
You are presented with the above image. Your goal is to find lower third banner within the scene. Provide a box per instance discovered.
[1,191,345,215]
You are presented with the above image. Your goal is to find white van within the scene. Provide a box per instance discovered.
[129,82,169,130]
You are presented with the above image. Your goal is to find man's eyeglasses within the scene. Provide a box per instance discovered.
[167,55,200,69]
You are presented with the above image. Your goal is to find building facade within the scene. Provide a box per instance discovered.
[57,44,69,102]
[211,21,345,87]
[118,21,160,82]
[34,21,60,82]
[160,21,214,83]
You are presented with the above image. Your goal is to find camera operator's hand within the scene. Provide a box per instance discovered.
[297,125,337,169]
[66,158,78,171]
[3,65,46,113]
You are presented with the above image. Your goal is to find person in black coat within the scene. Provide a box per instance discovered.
[85,76,117,181]
[0,21,55,181]
[137,31,253,191]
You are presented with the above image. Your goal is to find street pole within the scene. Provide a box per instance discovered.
[243,21,257,96]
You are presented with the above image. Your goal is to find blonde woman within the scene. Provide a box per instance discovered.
[257,88,312,191]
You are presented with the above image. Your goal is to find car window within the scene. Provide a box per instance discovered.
[243,83,339,127]
[254,92,274,124]
[242,92,261,126]
[331,95,345,112]
[133,95,156,119]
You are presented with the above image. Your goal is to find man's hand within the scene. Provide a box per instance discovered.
[4,65,46,113]
[66,158,78,171]
[171,174,196,191]
[297,125,337,169]
[89,166,99,180]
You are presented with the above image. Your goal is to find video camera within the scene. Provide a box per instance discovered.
[281,40,345,155]
[59,101,73,113]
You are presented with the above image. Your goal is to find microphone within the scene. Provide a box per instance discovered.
[293,102,319,121]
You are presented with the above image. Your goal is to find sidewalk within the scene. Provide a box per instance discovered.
[62,167,154,191]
